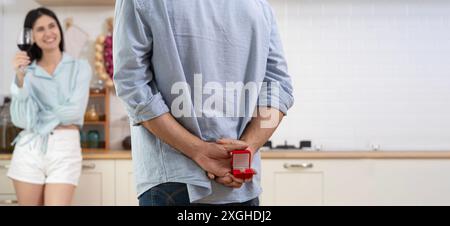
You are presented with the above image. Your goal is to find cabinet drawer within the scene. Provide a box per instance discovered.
[261,159,324,206]
[72,160,115,206]
[372,159,450,205]
[262,159,323,173]
[0,161,15,194]
[115,160,138,206]
[261,159,371,206]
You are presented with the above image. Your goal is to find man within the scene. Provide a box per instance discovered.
[113,0,294,206]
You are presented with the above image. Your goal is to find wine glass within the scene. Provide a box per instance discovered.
[17,27,33,72]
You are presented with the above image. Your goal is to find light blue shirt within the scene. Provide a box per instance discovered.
[114,0,294,204]
[10,53,92,152]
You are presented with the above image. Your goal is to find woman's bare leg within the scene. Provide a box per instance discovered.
[12,180,45,206]
[44,183,76,206]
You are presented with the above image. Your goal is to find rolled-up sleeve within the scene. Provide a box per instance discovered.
[10,78,39,130]
[113,0,170,126]
[258,7,294,115]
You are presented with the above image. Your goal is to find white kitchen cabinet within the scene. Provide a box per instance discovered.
[319,160,372,205]
[0,160,17,206]
[72,160,115,206]
[261,159,372,206]
[74,159,138,206]
[115,160,138,206]
[0,161,14,193]
[0,195,18,206]
[371,160,450,206]
[262,159,450,206]
[261,159,324,206]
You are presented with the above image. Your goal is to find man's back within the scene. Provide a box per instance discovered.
[114,0,293,204]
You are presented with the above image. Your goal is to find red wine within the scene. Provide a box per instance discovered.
[17,44,32,51]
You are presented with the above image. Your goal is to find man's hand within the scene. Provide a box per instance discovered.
[207,139,257,188]
[194,141,248,177]
[217,138,257,159]
[208,172,245,188]
[211,107,284,187]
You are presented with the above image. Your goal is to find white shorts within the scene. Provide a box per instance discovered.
[7,129,82,186]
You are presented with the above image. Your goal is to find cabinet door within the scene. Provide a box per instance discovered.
[115,160,138,206]
[372,159,450,205]
[261,159,372,206]
[0,160,15,195]
[72,160,115,206]
[319,159,372,206]
[0,161,17,206]
[261,160,324,206]
[0,194,18,206]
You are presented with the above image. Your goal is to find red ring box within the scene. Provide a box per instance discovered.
[231,150,255,180]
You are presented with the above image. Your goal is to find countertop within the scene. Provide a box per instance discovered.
[2,149,450,160]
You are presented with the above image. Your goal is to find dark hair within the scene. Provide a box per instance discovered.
[23,7,65,62]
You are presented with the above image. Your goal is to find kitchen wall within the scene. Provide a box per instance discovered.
[268,0,450,150]
[0,1,5,96]
[1,0,450,151]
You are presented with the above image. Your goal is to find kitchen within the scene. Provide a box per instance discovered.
[1,0,450,206]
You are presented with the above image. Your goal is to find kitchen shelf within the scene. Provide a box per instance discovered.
[36,0,115,6]
[89,93,106,98]
[82,88,110,151]
[84,121,107,125]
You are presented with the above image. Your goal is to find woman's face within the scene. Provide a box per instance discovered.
[32,15,61,52]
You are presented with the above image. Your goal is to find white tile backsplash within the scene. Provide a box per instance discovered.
[268,0,450,150]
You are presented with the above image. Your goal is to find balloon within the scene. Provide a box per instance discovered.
[99,72,108,80]
[106,78,114,87]
[96,35,105,44]
[95,61,103,68]
[95,52,103,61]
[95,44,104,52]
[94,19,115,88]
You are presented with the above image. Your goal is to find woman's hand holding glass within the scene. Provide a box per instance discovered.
[12,51,31,88]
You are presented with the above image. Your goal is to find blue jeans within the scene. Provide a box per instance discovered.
[138,182,260,206]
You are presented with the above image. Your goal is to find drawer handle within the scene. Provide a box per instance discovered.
[82,163,96,170]
[283,163,314,169]
[0,200,18,205]
[0,165,10,169]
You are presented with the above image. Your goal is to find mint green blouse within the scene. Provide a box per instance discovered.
[10,53,92,153]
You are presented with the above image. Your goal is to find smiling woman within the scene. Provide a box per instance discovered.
[6,7,92,206]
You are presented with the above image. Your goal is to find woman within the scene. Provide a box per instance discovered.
[7,7,91,206]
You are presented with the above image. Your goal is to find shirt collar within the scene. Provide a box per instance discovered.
[29,53,75,79]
